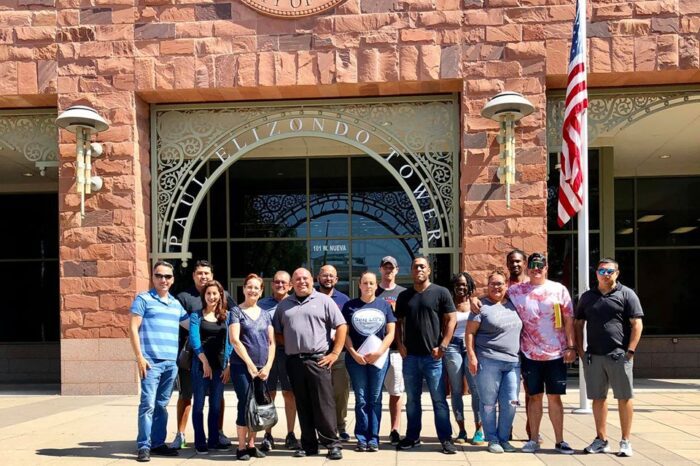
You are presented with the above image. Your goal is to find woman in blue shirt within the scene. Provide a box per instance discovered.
[229,273,276,461]
[342,271,396,452]
[189,279,233,454]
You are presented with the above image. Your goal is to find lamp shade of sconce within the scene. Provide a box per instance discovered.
[480,91,535,122]
[55,105,109,134]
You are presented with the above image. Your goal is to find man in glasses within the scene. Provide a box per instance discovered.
[508,252,576,455]
[316,265,351,442]
[170,260,235,451]
[258,270,301,451]
[129,260,189,462]
[575,258,644,457]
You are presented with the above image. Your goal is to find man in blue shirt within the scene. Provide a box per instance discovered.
[129,260,189,463]
[316,264,351,442]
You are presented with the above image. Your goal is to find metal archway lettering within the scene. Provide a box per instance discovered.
[152,100,458,266]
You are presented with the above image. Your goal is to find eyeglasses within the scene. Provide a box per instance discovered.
[597,268,617,276]
[273,280,289,285]
[488,282,505,288]
[528,260,546,270]
[154,273,173,280]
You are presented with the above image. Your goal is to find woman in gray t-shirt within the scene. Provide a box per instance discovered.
[466,269,523,453]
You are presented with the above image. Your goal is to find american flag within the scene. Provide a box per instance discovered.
[557,0,588,227]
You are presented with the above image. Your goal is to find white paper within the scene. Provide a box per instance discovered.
[356,334,389,369]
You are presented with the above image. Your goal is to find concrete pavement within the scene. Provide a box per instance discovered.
[1,378,699,465]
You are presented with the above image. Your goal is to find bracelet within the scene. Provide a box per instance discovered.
[626,349,635,354]
[565,347,576,351]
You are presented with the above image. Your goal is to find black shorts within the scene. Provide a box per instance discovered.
[267,348,292,392]
[520,354,567,396]
[175,368,193,400]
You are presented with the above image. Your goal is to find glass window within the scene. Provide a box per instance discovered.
[310,158,349,237]
[230,240,307,280]
[636,178,700,247]
[614,179,634,247]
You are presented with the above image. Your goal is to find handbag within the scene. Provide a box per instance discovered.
[177,342,193,370]
[245,377,278,432]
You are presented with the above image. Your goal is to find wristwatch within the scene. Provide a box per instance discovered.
[626,349,635,355]
[438,344,448,352]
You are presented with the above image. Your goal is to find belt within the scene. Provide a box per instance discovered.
[291,352,325,361]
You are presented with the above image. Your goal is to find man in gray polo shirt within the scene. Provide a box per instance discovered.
[273,267,347,460]
[575,258,643,458]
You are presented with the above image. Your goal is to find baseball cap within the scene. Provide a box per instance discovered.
[380,256,398,267]
[527,252,547,269]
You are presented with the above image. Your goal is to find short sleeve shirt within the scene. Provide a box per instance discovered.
[229,306,272,367]
[395,284,455,356]
[376,284,406,350]
[342,298,396,349]
[575,283,644,355]
[130,289,188,362]
[469,298,522,362]
[508,280,574,361]
[272,290,346,355]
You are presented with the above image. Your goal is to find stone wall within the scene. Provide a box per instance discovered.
[1,0,699,393]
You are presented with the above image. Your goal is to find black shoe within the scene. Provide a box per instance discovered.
[441,440,457,455]
[389,429,401,445]
[247,446,266,458]
[150,445,178,457]
[260,432,274,452]
[339,432,351,442]
[294,448,318,457]
[236,448,251,461]
[195,446,208,455]
[210,443,231,451]
[398,438,421,450]
[285,432,301,450]
[327,446,343,460]
[136,448,150,462]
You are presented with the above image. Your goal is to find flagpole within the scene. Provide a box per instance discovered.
[575,0,591,414]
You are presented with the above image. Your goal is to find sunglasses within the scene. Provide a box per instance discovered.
[154,273,173,280]
[528,261,546,270]
[597,268,617,276]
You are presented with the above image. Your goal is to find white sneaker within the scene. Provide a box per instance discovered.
[584,437,611,454]
[522,440,540,453]
[218,431,232,446]
[617,439,633,457]
[169,432,185,450]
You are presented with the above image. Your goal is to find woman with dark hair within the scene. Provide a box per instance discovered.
[342,271,395,452]
[190,279,233,454]
[442,272,484,444]
[229,273,276,461]
[466,269,523,454]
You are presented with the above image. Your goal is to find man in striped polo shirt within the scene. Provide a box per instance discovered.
[129,260,189,462]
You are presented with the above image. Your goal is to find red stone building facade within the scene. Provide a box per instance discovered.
[1,0,699,394]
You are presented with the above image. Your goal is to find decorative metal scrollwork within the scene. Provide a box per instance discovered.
[0,112,58,164]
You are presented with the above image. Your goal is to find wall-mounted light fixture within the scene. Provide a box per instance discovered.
[480,91,535,208]
[56,105,109,219]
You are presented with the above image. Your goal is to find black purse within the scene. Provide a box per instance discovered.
[177,342,193,370]
[245,377,278,432]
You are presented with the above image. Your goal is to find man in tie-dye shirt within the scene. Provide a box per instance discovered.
[507,252,576,455]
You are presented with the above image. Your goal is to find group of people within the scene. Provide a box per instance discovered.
[128,250,643,462]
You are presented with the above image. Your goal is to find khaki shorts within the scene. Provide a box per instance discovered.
[584,350,634,400]
[383,350,404,396]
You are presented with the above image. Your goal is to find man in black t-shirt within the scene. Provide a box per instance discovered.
[395,257,457,454]
[169,260,235,451]
[575,258,643,458]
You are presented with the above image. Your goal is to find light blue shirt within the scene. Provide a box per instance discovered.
[131,289,187,362]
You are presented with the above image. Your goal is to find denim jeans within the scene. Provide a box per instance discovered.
[442,338,481,424]
[403,354,452,442]
[137,359,178,450]
[191,358,225,448]
[345,355,389,445]
[230,363,253,427]
[475,356,520,443]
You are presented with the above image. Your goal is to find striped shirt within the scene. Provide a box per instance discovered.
[131,289,188,362]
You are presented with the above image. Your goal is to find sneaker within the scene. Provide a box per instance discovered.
[441,440,457,455]
[293,449,306,458]
[454,430,469,444]
[368,442,379,452]
[150,445,178,457]
[398,438,421,450]
[247,446,266,458]
[488,441,504,453]
[584,437,611,454]
[218,430,232,446]
[555,441,574,455]
[500,441,516,453]
[339,431,351,442]
[136,448,150,462]
[522,440,540,453]
[169,432,186,450]
[211,443,231,451]
[471,429,485,445]
[285,432,301,450]
[355,442,368,452]
[389,430,401,445]
[260,432,274,452]
[236,448,251,461]
[195,446,209,455]
[617,439,633,457]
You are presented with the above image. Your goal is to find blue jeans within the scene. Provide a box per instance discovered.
[345,355,389,445]
[475,356,520,443]
[403,354,452,442]
[442,339,481,425]
[231,363,253,427]
[137,359,178,450]
[191,358,225,448]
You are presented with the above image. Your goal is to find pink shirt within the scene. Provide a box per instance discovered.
[508,280,573,361]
